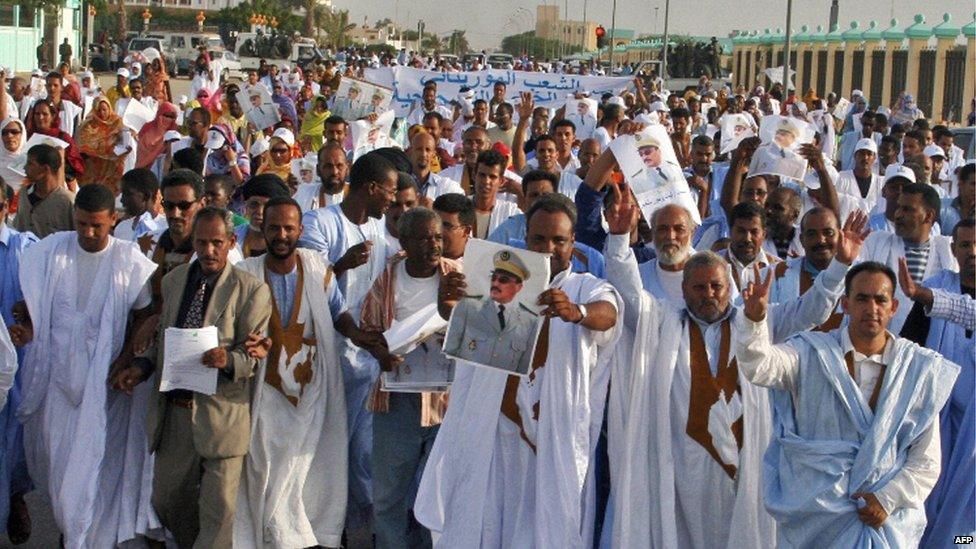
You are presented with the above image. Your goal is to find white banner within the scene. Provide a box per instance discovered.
[363,66,633,118]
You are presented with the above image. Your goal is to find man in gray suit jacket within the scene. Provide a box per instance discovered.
[444,249,539,374]
[123,206,271,548]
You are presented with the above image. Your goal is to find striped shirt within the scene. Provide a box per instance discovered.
[903,241,931,283]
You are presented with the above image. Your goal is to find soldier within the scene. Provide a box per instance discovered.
[443,249,539,375]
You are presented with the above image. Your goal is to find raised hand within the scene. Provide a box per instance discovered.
[897,257,934,307]
[605,183,639,235]
[741,264,773,322]
[336,241,373,273]
[799,143,826,173]
[835,210,870,265]
[516,91,534,121]
[244,332,272,360]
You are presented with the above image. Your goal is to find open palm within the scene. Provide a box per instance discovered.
[836,210,871,265]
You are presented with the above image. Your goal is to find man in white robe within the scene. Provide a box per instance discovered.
[415,194,621,548]
[10,184,157,548]
[297,151,397,526]
[292,142,347,214]
[604,183,863,548]
[470,150,520,239]
[859,183,958,333]
[235,198,385,548]
[735,261,958,546]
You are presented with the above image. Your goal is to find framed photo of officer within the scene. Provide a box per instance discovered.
[442,240,550,376]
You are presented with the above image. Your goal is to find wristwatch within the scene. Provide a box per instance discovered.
[574,304,587,324]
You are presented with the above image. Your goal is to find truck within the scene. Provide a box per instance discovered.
[232,31,322,71]
[632,60,732,95]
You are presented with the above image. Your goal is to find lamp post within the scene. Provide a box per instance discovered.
[86,4,96,67]
[141,8,152,33]
[661,0,670,81]
[783,0,793,91]
[608,0,617,71]
[196,11,206,32]
[249,13,259,32]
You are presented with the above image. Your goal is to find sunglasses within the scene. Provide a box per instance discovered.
[162,200,196,211]
[270,147,290,154]
[490,271,519,284]
[1,129,20,136]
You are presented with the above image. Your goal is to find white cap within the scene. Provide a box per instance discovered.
[649,101,668,112]
[272,127,295,147]
[884,164,916,184]
[607,96,626,107]
[31,69,43,77]
[250,136,270,156]
[163,130,182,142]
[204,127,226,150]
[79,71,93,80]
[178,94,188,105]
[131,62,142,72]
[854,137,878,154]
[923,144,946,159]
[852,89,864,98]
[116,68,130,78]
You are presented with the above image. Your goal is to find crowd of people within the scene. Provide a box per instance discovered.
[0,38,969,549]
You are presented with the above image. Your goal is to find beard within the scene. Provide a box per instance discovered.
[657,243,693,266]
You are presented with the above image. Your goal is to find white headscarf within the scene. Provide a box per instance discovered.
[0,118,26,186]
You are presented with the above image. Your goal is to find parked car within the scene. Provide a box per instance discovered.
[209,50,245,80]
[127,36,178,75]
[950,126,975,161]
[87,44,109,72]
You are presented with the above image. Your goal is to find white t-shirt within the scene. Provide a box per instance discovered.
[656,262,684,304]
[593,126,612,152]
[393,261,440,322]
[76,242,152,310]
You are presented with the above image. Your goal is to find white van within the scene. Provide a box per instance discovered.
[165,32,224,75]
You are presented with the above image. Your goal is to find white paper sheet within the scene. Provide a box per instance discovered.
[160,326,220,395]
[383,303,448,356]
[122,98,155,132]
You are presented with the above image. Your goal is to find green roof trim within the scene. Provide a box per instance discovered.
[842,21,863,41]
[862,20,883,40]
[809,24,827,42]
[824,23,844,42]
[963,12,976,37]
[881,18,905,40]
[904,14,932,39]
[933,13,959,38]
[795,24,810,42]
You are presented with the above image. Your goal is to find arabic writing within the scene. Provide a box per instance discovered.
[363,66,633,118]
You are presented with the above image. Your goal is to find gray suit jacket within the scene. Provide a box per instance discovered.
[144,261,272,459]
[444,295,538,375]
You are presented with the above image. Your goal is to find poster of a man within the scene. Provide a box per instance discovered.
[636,133,663,169]
[237,86,280,130]
[332,78,393,120]
[565,96,598,140]
[443,242,549,376]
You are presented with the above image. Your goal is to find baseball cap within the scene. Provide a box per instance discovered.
[649,101,668,112]
[116,68,130,78]
[163,130,182,142]
[250,136,270,156]
[204,127,226,150]
[854,137,878,154]
[923,144,946,159]
[607,96,626,108]
[884,164,917,184]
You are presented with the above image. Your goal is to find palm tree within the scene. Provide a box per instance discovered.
[321,9,356,49]
[448,30,469,55]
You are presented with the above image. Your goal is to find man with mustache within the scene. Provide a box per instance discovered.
[469,150,521,239]
[357,207,461,548]
[298,151,398,528]
[734,261,958,547]
[720,201,781,291]
[234,197,384,548]
[605,180,858,548]
[763,186,804,259]
[858,183,958,334]
[234,174,291,258]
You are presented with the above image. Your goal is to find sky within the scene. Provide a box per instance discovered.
[338,0,972,50]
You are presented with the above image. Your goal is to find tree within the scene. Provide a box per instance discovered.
[500,31,581,60]
[447,30,469,55]
[320,8,356,49]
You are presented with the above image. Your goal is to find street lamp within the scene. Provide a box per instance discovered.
[269,16,278,29]
[196,11,206,32]
[141,8,152,33]
[86,5,96,67]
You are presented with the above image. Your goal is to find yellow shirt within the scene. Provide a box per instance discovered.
[106,85,130,109]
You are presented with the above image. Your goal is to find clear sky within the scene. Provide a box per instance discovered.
[339,0,971,50]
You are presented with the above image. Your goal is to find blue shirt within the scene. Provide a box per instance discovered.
[0,225,36,326]
[574,184,656,263]
[267,265,345,323]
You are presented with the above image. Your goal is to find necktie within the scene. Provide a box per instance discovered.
[497,304,506,330]
[181,278,208,329]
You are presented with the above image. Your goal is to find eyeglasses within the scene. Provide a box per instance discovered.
[162,200,197,212]
[490,271,519,284]
[270,147,290,155]
[1,129,21,136]
[442,221,465,232]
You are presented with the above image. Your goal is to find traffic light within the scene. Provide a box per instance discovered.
[595,25,606,49]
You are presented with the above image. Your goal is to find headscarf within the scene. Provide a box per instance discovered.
[205,123,251,178]
[28,99,86,178]
[272,82,299,126]
[802,88,819,112]
[77,96,125,158]
[136,101,179,169]
[196,88,223,119]
[255,135,294,180]
[0,118,26,186]
[299,95,331,152]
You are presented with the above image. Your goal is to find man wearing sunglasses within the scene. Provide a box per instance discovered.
[443,249,538,375]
